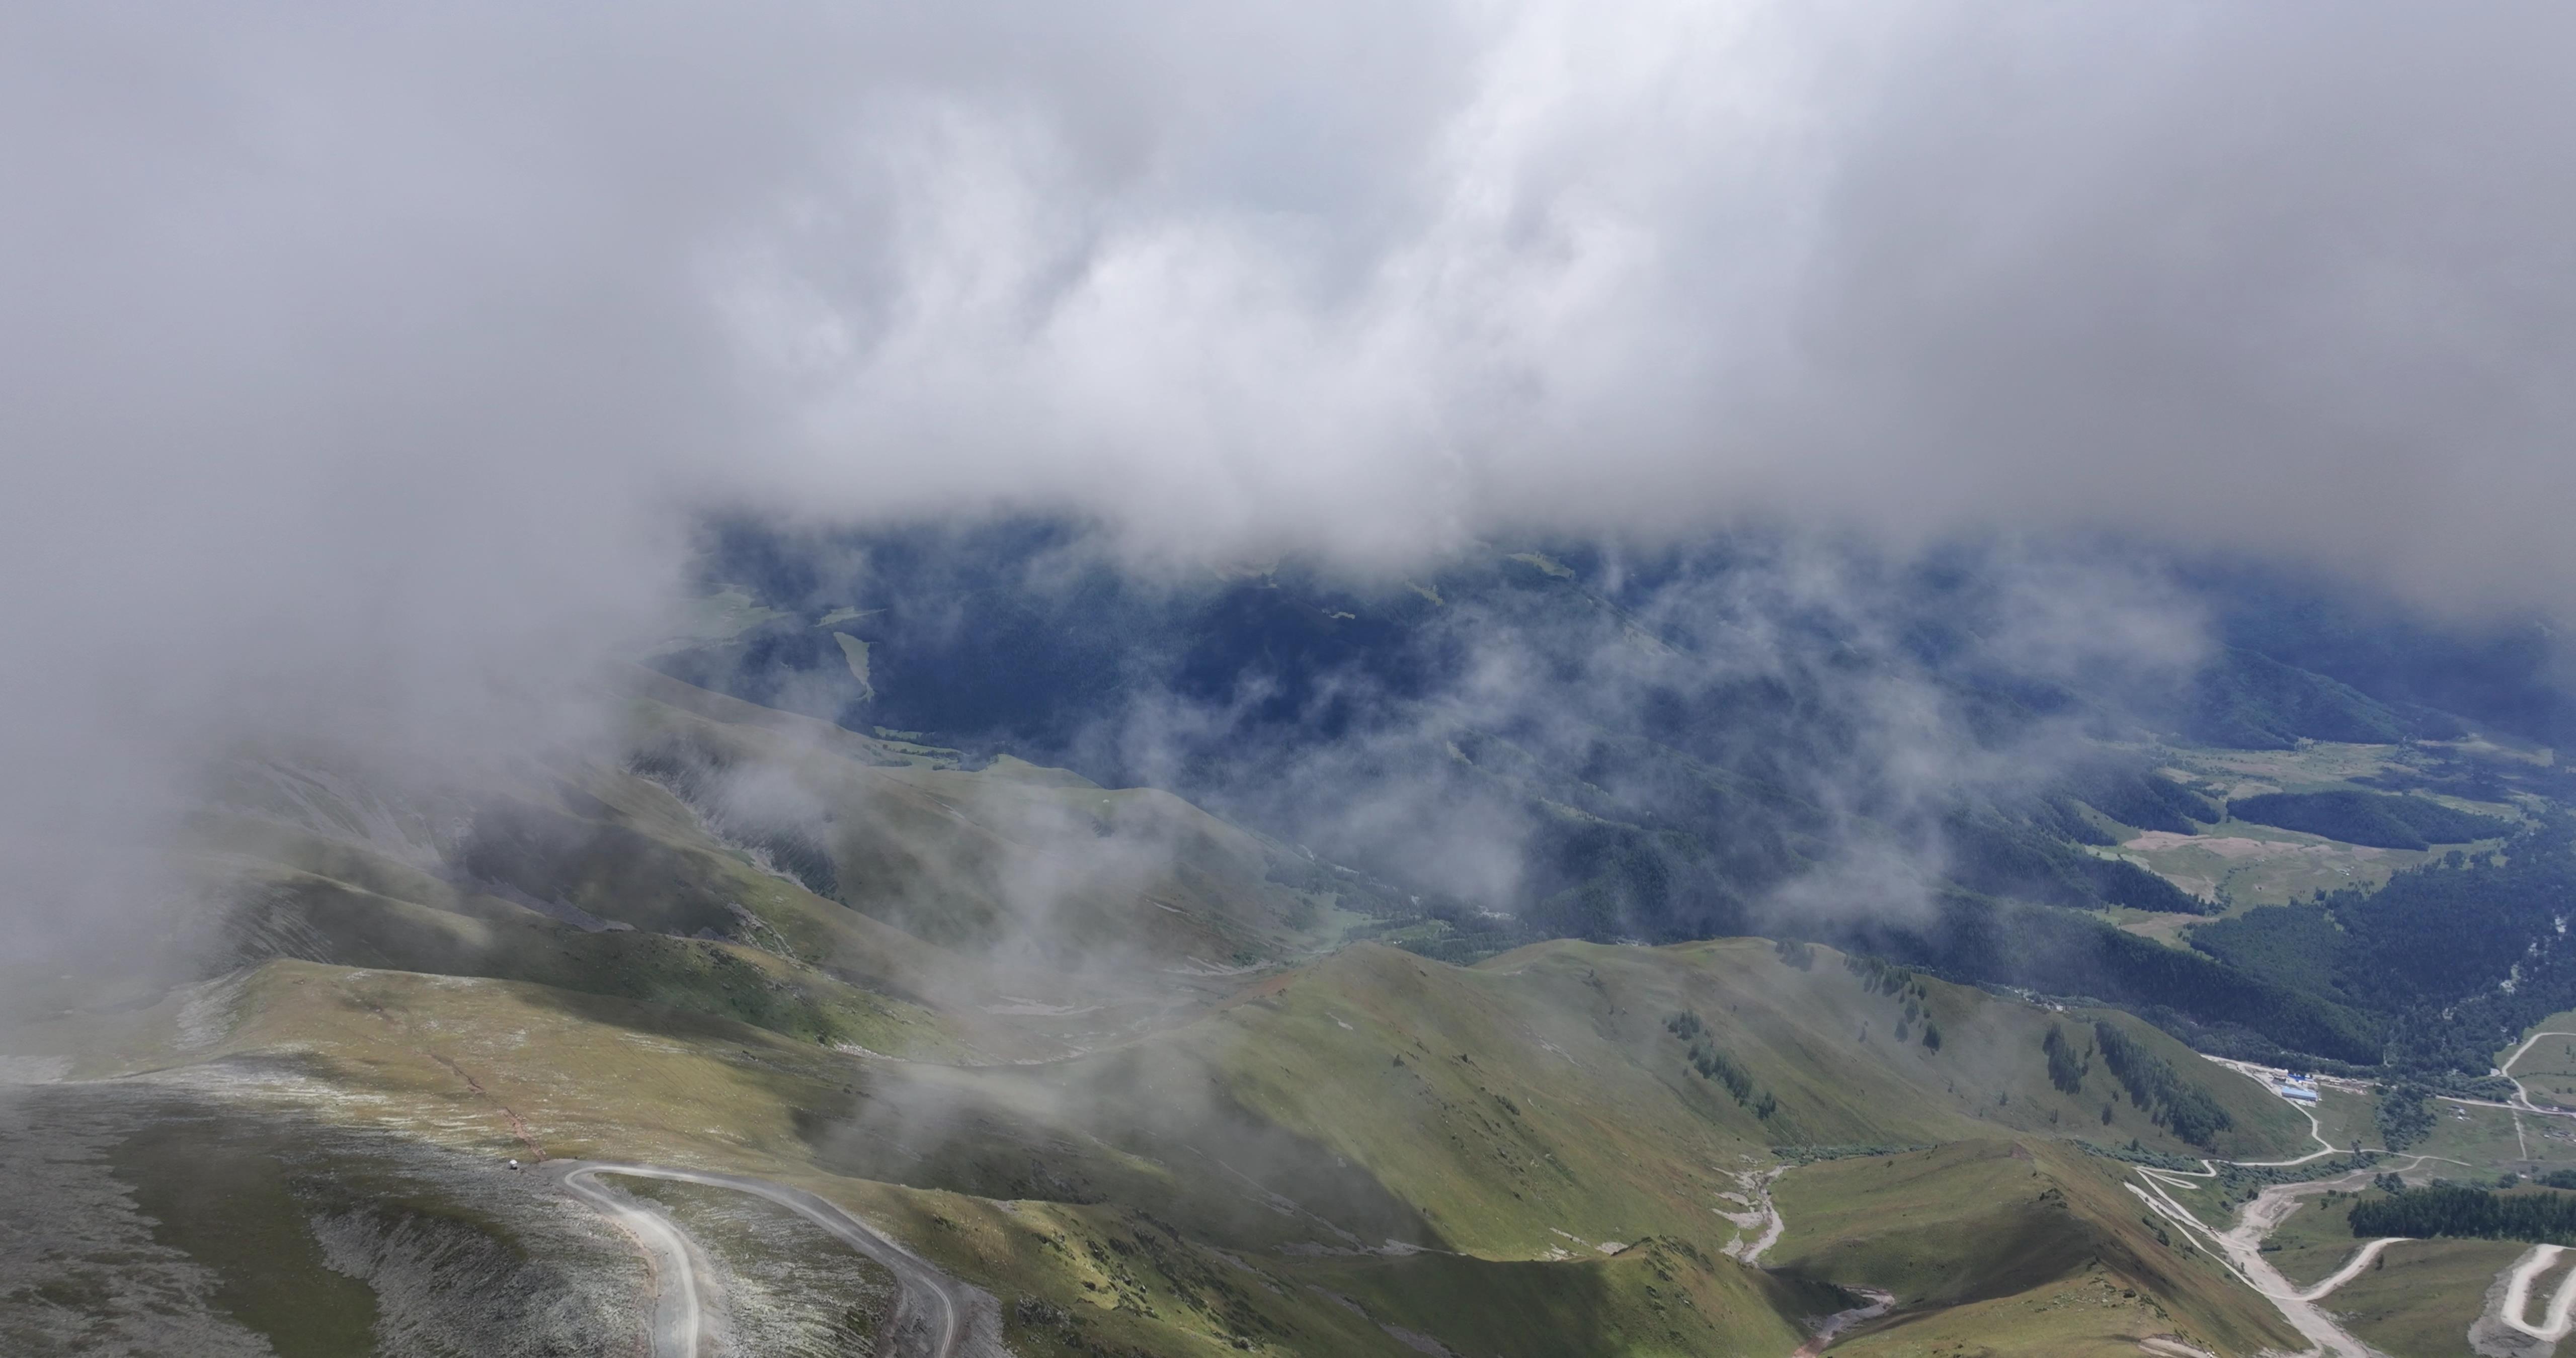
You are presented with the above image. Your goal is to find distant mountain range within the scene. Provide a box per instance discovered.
[655,522,2576,1073]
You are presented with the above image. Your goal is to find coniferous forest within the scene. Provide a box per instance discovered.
[2349,1185,2576,1244]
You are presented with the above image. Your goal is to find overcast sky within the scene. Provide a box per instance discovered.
[5,2,2574,957]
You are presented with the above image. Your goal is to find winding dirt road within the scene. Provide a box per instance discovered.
[2489,1244,2576,1344]
[2128,1159,2408,1358]
[545,1160,985,1358]
[2114,1060,2444,1357]
[554,1164,712,1357]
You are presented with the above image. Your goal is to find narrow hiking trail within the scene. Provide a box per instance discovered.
[2488,1030,2576,1121]
[2432,1029,2576,1135]
[2128,1158,2408,1357]
[546,1161,991,1358]
[2150,1036,2576,1356]
[2131,1161,2427,1355]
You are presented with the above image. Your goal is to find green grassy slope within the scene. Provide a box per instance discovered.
[626,672,1359,967]
[2332,1239,2525,1358]
[1185,940,2306,1249]
[34,670,2382,1356]
[182,672,1387,1067]
[47,960,1847,1357]
[747,938,2307,1263]
[1768,1140,2296,1356]
[23,924,2326,1356]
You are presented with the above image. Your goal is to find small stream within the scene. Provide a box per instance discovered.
[1791,1289,1894,1357]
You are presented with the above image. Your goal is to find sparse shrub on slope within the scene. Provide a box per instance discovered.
[1847,891,2383,1063]
[1839,955,1947,1052]
[2092,1021,2232,1149]
[2374,1082,2436,1150]
[1665,1010,1777,1119]
[2042,1025,2089,1095]
[1692,1045,1756,1102]
[1843,954,1923,999]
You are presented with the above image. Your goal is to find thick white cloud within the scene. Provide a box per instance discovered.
[3,1,2573,956]
[722,3,2576,602]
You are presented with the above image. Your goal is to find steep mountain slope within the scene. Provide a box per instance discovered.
[11,910,2321,1355]
[621,672,1363,968]
[14,654,2570,1353]
[1768,1140,2291,1356]
[184,670,1378,1066]
[657,526,2574,1067]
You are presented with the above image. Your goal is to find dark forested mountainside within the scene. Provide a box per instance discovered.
[2039,759,2219,838]
[660,522,2570,1070]
[2185,647,2430,749]
[2191,816,2576,1072]
[2223,789,2518,850]
[2188,559,2576,750]
[1842,891,2379,1063]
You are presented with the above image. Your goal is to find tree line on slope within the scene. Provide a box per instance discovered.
[2043,1025,2090,1094]
[1664,1010,1780,1119]
[1842,953,1943,1050]
[2224,789,2518,851]
[2090,1020,2232,1148]
[2349,1184,2576,1244]
[1845,892,2379,1064]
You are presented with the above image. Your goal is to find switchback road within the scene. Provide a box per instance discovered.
[545,1160,991,1358]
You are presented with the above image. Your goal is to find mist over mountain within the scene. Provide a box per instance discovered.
[11,3,2576,1354]
[651,521,2576,1066]
[10,3,2576,979]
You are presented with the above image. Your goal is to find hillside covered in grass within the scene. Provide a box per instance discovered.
[7,656,2561,1354]
[2,652,2336,1354]
[16,924,2315,1355]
